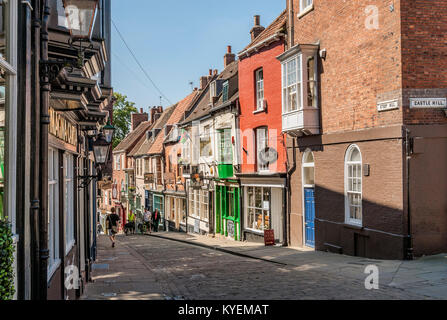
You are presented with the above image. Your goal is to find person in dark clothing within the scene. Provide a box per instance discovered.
[107,208,121,248]
[153,209,160,232]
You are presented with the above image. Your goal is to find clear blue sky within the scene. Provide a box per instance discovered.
[111,0,285,111]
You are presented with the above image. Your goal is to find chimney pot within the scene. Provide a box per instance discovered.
[254,15,260,26]
[227,45,232,54]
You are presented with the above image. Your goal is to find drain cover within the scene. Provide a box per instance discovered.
[92,264,109,270]
[102,293,117,297]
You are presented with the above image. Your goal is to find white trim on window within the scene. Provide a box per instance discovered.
[255,68,264,111]
[298,0,314,18]
[344,144,363,226]
[48,148,60,278]
[64,153,75,254]
[281,54,302,114]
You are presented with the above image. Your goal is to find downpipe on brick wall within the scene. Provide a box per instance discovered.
[285,136,297,247]
[405,127,414,260]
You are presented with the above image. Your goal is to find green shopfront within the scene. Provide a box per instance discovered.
[215,184,241,241]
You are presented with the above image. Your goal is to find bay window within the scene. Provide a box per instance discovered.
[282,56,301,113]
[246,187,271,232]
[345,145,362,226]
[278,44,320,135]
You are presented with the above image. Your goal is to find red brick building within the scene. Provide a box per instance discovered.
[282,0,447,259]
[237,12,288,244]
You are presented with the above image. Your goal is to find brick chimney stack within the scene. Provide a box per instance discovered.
[224,45,236,68]
[200,75,209,90]
[131,108,148,131]
[250,15,265,41]
[150,106,163,124]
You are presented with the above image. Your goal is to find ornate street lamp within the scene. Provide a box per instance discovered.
[92,134,110,166]
[63,0,99,41]
[102,123,116,144]
[78,134,111,188]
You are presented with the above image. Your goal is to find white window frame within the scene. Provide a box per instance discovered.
[48,148,60,278]
[299,0,314,14]
[188,189,209,221]
[64,153,75,254]
[256,127,269,173]
[255,69,264,111]
[344,145,363,226]
[282,54,302,114]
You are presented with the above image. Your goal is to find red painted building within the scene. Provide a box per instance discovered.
[237,12,288,244]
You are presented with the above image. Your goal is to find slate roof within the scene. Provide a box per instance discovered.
[147,91,199,155]
[241,10,287,52]
[113,120,153,154]
[132,104,176,157]
[182,60,238,124]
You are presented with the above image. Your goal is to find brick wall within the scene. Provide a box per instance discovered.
[289,0,403,134]
[401,0,447,124]
[239,40,288,174]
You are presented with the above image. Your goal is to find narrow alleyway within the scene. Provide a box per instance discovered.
[82,234,431,300]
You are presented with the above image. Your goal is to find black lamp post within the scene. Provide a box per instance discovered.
[102,123,116,144]
[78,134,112,189]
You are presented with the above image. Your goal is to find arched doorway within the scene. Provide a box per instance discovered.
[302,150,315,248]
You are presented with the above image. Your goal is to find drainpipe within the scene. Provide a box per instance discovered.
[30,0,41,300]
[288,0,295,49]
[39,0,50,300]
[285,135,297,246]
[405,127,414,260]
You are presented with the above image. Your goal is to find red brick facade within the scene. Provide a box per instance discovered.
[239,40,288,174]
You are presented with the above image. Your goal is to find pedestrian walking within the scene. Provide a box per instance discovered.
[107,208,121,248]
[153,208,160,232]
[143,208,152,234]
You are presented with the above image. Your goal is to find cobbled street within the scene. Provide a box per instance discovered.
[82,234,430,300]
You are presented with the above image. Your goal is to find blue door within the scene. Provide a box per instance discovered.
[304,188,316,248]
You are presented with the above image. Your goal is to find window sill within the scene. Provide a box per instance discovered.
[253,108,266,115]
[244,228,265,235]
[298,4,314,19]
[344,222,363,230]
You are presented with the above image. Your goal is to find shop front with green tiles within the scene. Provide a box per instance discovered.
[215,184,241,241]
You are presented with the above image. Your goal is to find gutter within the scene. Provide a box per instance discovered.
[238,32,285,58]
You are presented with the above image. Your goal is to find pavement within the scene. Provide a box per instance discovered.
[81,232,447,300]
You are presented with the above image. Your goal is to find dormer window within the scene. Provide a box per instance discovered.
[278,44,320,136]
[255,69,265,111]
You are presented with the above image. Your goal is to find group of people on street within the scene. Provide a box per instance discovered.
[105,207,162,248]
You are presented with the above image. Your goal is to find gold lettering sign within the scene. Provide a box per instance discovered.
[49,108,78,146]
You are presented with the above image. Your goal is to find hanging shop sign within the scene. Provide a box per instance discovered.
[410,98,447,109]
[49,108,78,146]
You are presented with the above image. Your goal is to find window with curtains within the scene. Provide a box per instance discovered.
[64,153,75,254]
[48,148,60,277]
[345,145,362,226]
[256,127,269,172]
